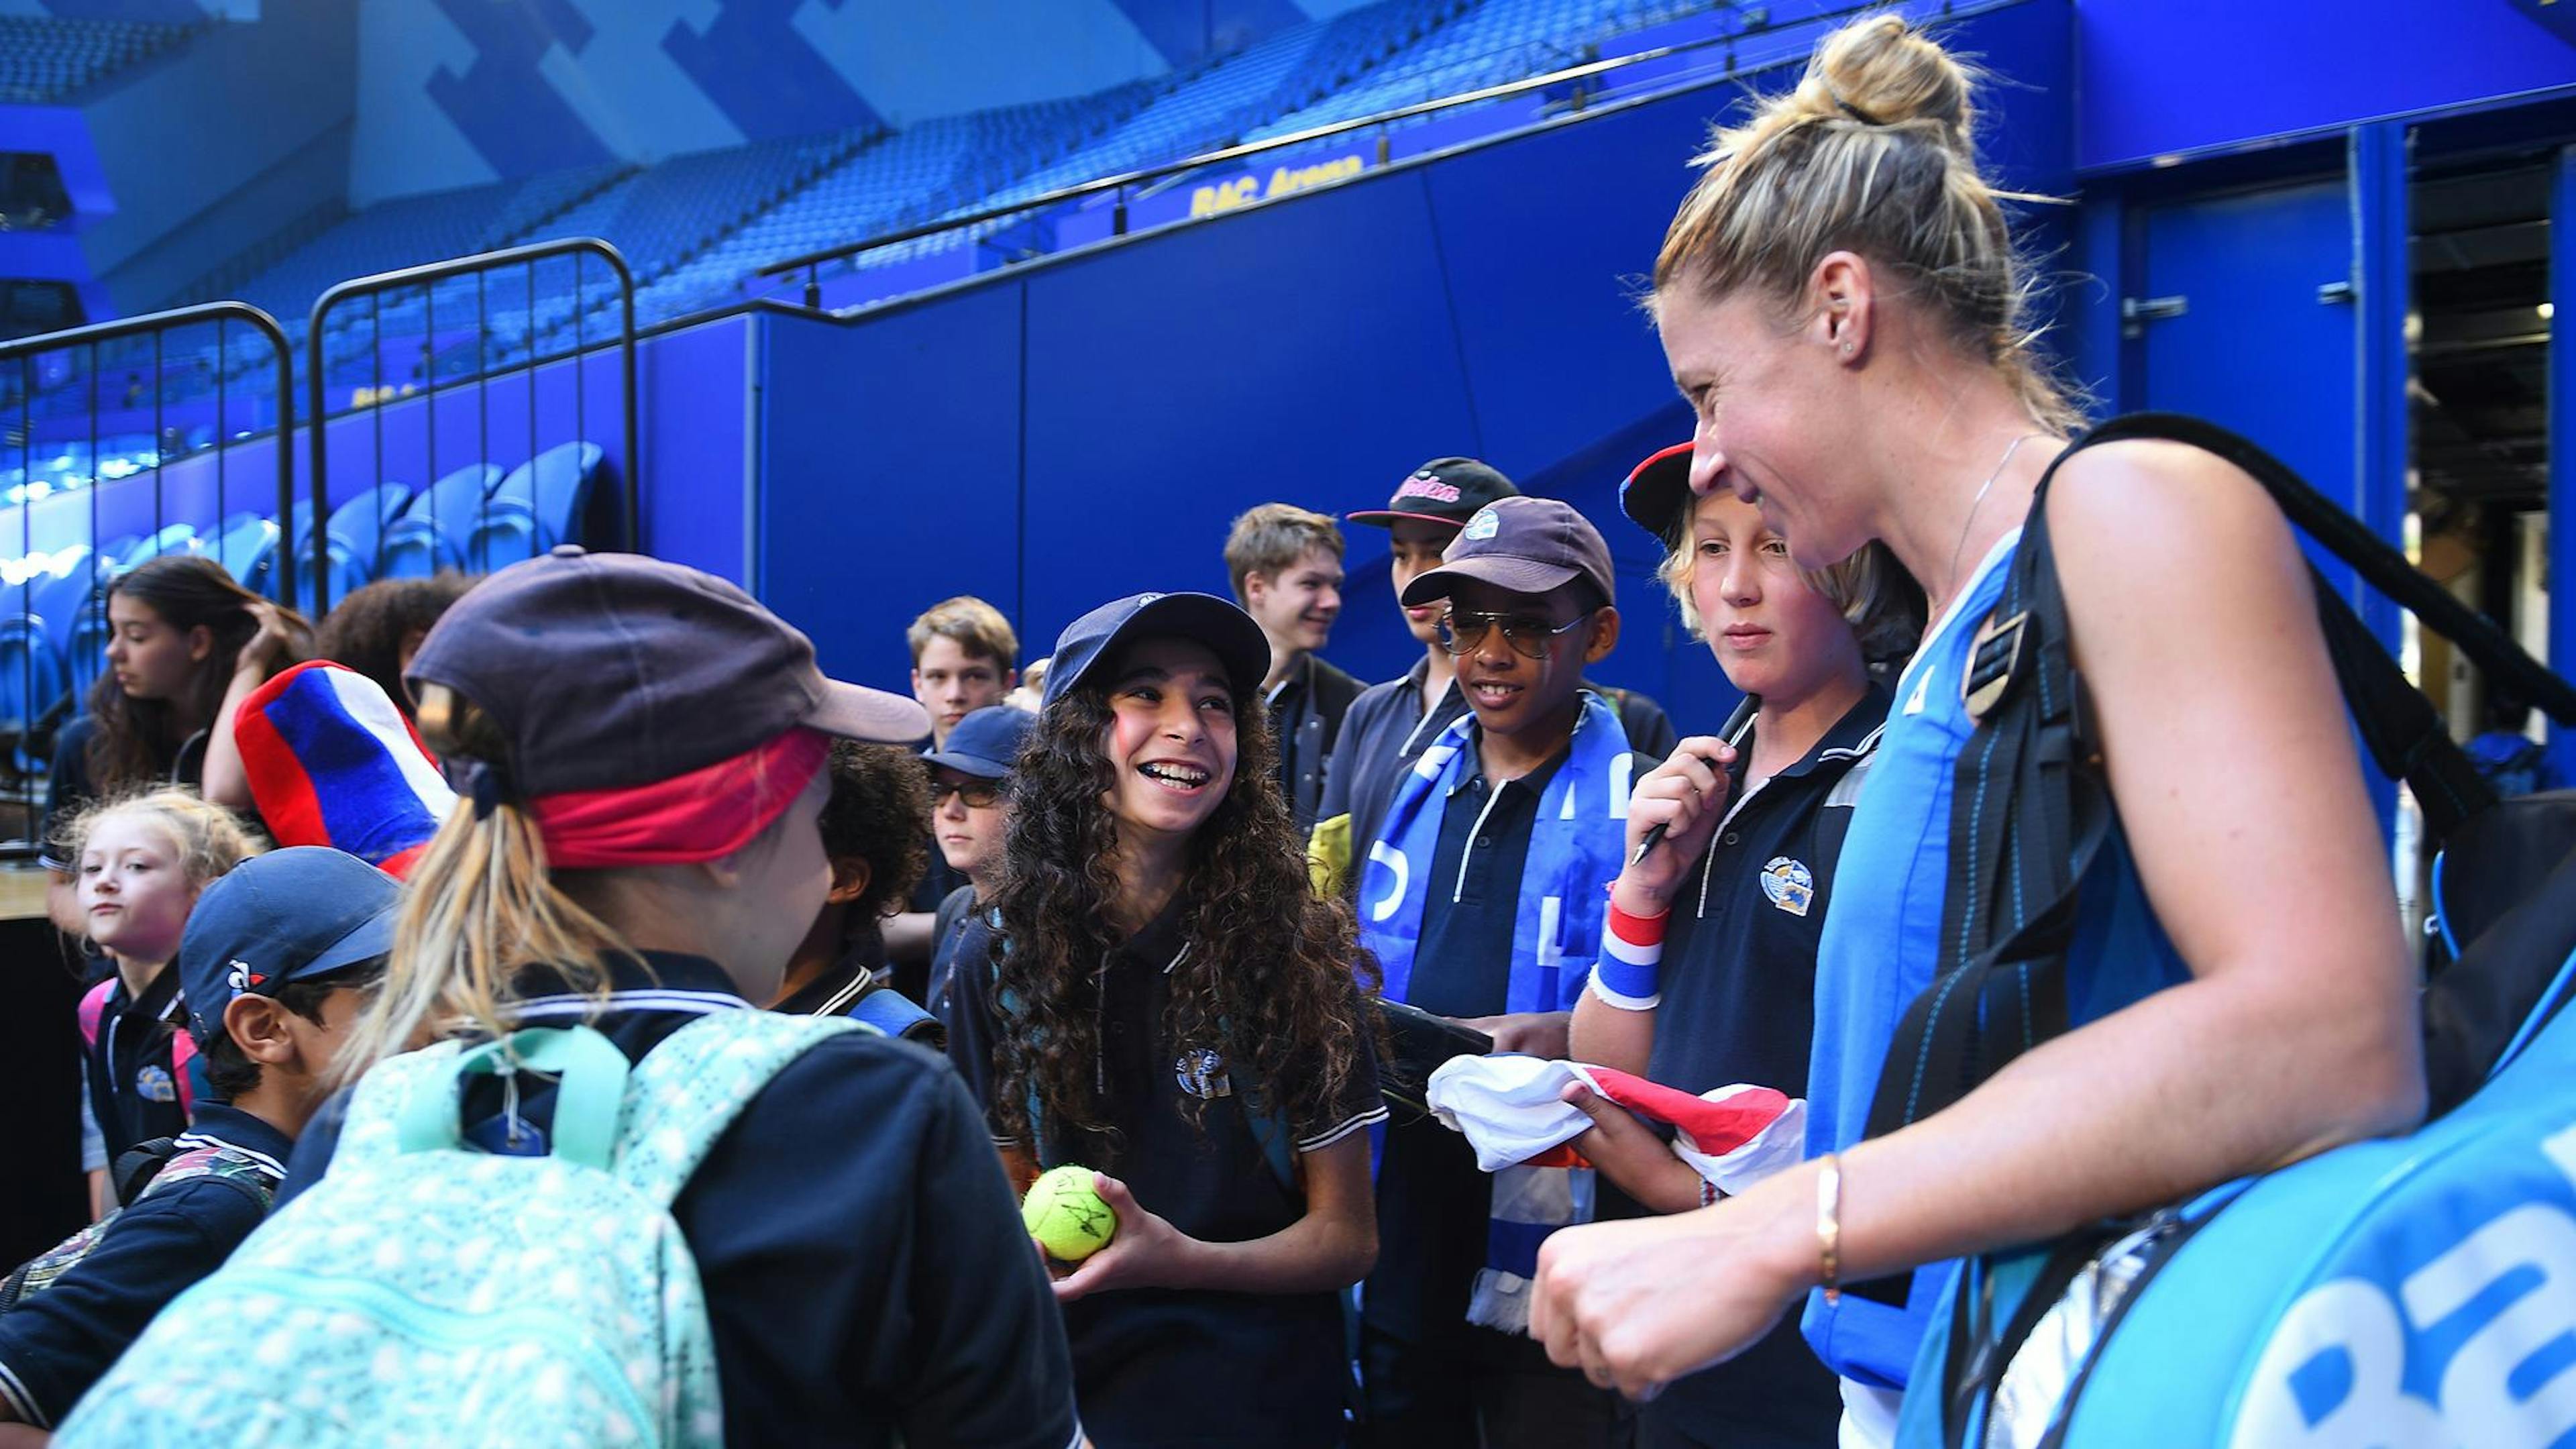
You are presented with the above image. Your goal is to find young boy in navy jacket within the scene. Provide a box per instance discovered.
[920,704,1032,1057]
[0,848,396,1430]
[1353,496,1644,1449]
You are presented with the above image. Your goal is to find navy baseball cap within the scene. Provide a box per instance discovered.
[177,847,399,1046]
[1347,458,1520,530]
[407,547,930,796]
[1399,496,1619,608]
[1042,592,1271,710]
[1619,442,1697,544]
[924,704,1035,779]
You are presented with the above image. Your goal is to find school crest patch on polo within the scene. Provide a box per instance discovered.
[1175,1047,1233,1099]
[1760,857,1815,917]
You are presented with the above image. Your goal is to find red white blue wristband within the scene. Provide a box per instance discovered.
[1591,895,1668,1010]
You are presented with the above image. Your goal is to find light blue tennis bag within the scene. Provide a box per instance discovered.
[1909,863,2576,1448]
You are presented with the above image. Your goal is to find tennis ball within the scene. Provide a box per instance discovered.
[1022,1165,1118,1263]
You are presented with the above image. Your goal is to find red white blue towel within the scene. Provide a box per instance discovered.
[1426,1055,1805,1195]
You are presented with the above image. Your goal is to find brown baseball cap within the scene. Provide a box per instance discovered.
[1397,496,1619,608]
[405,546,929,796]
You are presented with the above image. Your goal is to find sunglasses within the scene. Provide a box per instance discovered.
[929,777,1005,809]
[1436,608,1589,660]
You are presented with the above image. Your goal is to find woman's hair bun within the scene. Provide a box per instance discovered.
[1794,14,1975,158]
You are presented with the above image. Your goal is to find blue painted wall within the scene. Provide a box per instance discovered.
[751,0,2074,706]
[2076,0,2576,171]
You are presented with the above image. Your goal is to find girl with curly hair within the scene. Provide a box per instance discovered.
[972,590,1386,1449]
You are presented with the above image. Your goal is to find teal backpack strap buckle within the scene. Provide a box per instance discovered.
[394,1025,634,1172]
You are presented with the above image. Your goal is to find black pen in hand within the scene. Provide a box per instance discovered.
[1628,692,1760,867]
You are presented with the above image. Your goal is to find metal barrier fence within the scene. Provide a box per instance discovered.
[0,301,294,799]
[305,237,639,612]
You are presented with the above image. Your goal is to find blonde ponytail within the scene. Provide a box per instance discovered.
[1656,14,2084,433]
[330,687,636,1085]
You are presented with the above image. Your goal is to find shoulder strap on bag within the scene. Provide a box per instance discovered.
[1866,413,2509,1142]
[614,1012,858,1209]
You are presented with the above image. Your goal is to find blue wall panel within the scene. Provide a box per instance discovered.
[743,0,2077,717]
[1422,96,1708,476]
[1019,168,1480,689]
[2078,0,2576,172]
[758,289,1026,695]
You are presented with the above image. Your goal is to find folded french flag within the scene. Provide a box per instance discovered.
[1426,1055,1806,1197]
[235,660,457,879]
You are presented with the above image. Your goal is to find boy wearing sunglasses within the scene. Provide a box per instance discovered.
[920,706,1034,1110]
[1353,496,1646,1449]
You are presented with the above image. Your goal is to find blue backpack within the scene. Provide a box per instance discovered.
[1878,415,2576,1448]
[56,1010,856,1447]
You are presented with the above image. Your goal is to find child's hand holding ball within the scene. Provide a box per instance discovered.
[1023,1167,1192,1302]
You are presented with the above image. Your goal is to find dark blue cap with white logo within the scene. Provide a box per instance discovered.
[923,705,1037,779]
[176,847,400,1046]
[1042,592,1271,710]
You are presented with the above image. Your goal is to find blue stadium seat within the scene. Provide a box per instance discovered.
[118,523,199,570]
[299,481,416,605]
[0,613,68,746]
[62,582,111,708]
[468,441,608,569]
[380,464,505,579]
[214,515,281,595]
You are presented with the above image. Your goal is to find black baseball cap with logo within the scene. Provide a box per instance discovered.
[1346,458,1520,531]
[1399,496,1619,609]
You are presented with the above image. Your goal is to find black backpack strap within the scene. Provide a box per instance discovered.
[109,1137,183,1205]
[2098,413,2498,837]
[1863,443,2102,1140]
[1866,413,2513,1141]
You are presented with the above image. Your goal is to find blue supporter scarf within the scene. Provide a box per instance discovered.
[1359,690,1635,1330]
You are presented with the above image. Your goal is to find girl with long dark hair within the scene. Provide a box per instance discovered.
[39,555,308,933]
[967,591,1385,1449]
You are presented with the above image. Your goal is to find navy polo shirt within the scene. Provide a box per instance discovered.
[967,900,1386,1449]
[0,1104,289,1428]
[1615,687,1886,1449]
[926,883,993,1028]
[81,965,192,1171]
[774,924,944,1049]
[283,953,1081,1449]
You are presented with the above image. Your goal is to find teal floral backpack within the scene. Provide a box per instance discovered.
[58,1010,855,1447]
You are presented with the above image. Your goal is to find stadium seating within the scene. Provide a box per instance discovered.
[466,441,608,570]
[1245,0,1705,140]
[299,480,415,605]
[0,13,205,107]
[0,612,64,752]
[118,523,199,569]
[213,513,280,596]
[378,464,506,580]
